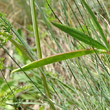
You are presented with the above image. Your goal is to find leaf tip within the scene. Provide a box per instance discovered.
[11,68,19,73]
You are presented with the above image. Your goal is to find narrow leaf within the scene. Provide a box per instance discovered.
[12,49,106,73]
[10,39,33,61]
[81,0,109,49]
[52,22,106,50]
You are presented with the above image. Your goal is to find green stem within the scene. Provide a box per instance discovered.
[30,0,55,109]
[30,0,42,59]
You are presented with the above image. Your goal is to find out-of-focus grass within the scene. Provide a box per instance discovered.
[0,0,110,110]
[0,0,31,25]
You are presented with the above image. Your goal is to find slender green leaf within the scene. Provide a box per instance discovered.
[52,22,106,50]
[81,0,109,49]
[12,49,106,73]
[10,39,33,61]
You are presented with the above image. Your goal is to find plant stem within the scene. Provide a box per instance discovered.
[30,0,42,59]
[30,0,55,109]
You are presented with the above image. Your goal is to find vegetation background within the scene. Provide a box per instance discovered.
[0,0,110,110]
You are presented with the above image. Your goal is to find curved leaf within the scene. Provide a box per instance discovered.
[52,22,106,50]
[12,49,106,73]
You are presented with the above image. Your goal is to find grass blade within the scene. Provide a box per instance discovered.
[10,39,33,61]
[52,22,106,50]
[12,49,106,73]
[81,0,109,49]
